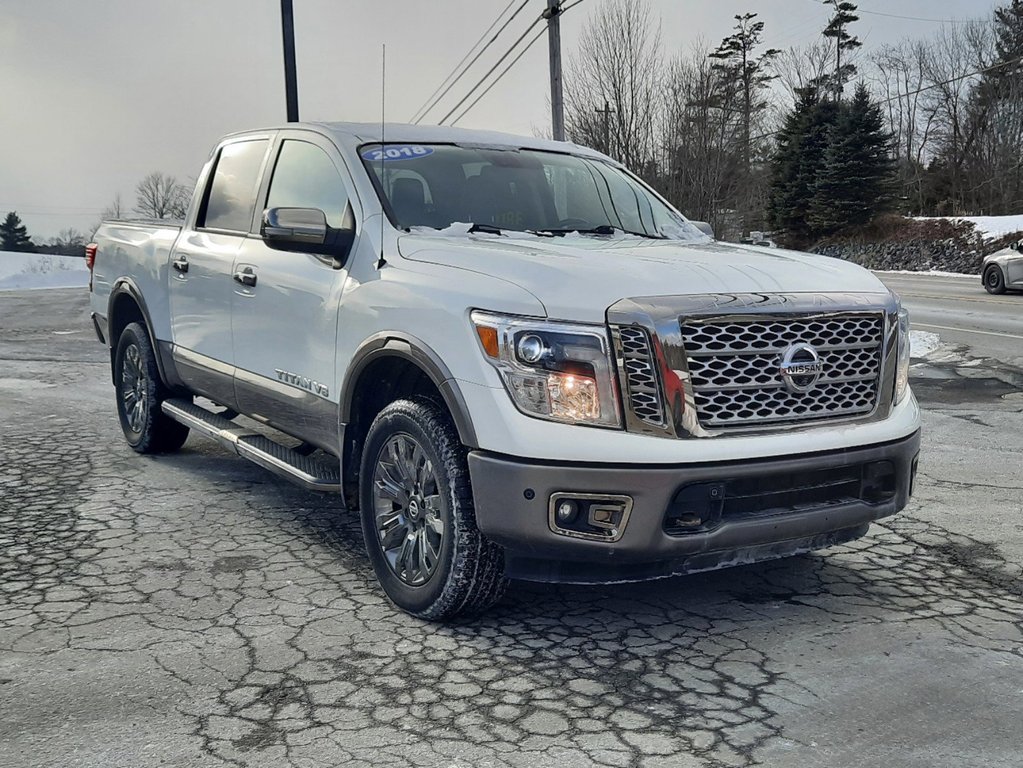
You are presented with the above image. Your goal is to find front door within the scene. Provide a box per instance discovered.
[231,135,357,452]
[169,136,271,407]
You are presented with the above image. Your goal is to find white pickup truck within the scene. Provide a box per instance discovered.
[89,123,920,619]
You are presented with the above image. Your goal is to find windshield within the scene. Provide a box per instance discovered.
[360,143,706,241]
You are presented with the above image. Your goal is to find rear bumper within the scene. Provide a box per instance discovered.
[468,429,920,584]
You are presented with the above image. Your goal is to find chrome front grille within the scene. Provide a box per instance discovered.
[681,314,885,429]
[615,326,664,427]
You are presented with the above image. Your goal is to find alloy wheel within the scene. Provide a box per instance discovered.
[121,343,149,434]
[371,434,445,586]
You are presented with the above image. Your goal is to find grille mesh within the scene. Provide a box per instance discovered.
[681,314,884,429]
[616,326,664,427]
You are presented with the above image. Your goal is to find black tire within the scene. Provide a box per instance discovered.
[983,265,1006,295]
[359,398,507,620]
[113,322,190,454]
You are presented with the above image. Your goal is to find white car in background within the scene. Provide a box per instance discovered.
[983,239,1023,294]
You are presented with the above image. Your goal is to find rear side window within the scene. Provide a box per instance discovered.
[265,140,349,228]
[200,139,268,232]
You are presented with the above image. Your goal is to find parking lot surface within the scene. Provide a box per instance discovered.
[1,288,1021,767]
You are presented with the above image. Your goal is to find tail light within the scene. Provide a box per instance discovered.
[85,243,97,291]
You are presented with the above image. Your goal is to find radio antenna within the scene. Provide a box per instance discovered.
[377,43,387,269]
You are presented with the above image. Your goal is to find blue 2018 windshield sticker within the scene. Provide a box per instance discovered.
[361,145,434,162]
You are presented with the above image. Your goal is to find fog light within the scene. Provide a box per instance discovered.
[555,499,578,524]
[549,493,634,542]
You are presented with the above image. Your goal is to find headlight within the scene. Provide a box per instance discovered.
[471,311,621,428]
[895,306,911,403]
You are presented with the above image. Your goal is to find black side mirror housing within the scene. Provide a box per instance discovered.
[261,205,355,267]
[1016,239,1023,252]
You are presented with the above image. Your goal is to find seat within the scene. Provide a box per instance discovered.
[390,177,427,226]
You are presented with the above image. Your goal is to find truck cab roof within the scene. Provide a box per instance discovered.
[221,121,614,164]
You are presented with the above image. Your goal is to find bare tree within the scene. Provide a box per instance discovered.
[660,43,743,237]
[45,228,86,256]
[564,0,663,175]
[921,21,995,213]
[774,40,838,110]
[101,192,126,220]
[135,172,189,220]
[870,40,940,212]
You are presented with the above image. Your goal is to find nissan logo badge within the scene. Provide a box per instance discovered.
[779,343,824,394]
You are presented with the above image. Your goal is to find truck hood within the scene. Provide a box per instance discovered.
[397,229,890,323]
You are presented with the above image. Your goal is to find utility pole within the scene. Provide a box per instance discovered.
[280,0,299,122]
[595,100,614,155]
[544,0,565,141]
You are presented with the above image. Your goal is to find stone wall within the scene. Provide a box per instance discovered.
[808,216,1022,274]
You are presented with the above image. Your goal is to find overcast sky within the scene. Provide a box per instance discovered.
[0,0,1000,240]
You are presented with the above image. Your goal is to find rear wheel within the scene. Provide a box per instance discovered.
[359,398,507,620]
[983,265,1006,294]
[114,322,189,453]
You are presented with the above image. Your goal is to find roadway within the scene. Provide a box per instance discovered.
[877,271,1023,362]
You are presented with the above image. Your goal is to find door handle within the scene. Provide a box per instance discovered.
[233,267,257,287]
[172,256,189,273]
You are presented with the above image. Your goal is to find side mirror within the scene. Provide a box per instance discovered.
[1015,239,1023,252]
[691,220,715,239]
[262,207,328,247]
[261,205,355,266]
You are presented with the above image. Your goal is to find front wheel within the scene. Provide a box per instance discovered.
[359,398,507,620]
[983,265,1006,294]
[114,322,190,453]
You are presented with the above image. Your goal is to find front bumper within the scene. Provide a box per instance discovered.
[468,429,920,584]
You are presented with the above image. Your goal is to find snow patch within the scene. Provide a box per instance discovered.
[914,214,1023,242]
[910,330,941,359]
[0,251,89,291]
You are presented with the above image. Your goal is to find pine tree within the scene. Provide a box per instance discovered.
[708,13,780,232]
[822,1,862,99]
[768,87,841,246]
[809,84,897,235]
[0,212,35,252]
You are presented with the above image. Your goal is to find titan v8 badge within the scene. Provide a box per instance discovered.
[275,369,329,398]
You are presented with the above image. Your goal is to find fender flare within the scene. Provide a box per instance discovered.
[106,278,175,387]
[340,332,479,448]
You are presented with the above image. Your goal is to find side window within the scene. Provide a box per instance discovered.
[266,141,349,228]
[200,139,268,232]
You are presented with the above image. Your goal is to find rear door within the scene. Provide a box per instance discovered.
[231,132,358,451]
[169,136,272,406]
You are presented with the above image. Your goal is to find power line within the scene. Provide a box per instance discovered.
[412,0,533,125]
[437,15,547,125]
[408,0,519,123]
[805,0,970,25]
[856,8,968,24]
[450,26,548,126]
[444,0,590,127]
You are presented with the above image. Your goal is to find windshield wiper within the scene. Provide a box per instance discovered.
[468,222,504,235]
[531,224,617,237]
[621,230,668,240]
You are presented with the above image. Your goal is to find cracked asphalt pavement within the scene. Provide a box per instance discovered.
[2,288,1022,767]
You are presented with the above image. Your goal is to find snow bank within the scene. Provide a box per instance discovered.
[0,251,89,291]
[915,215,1023,242]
